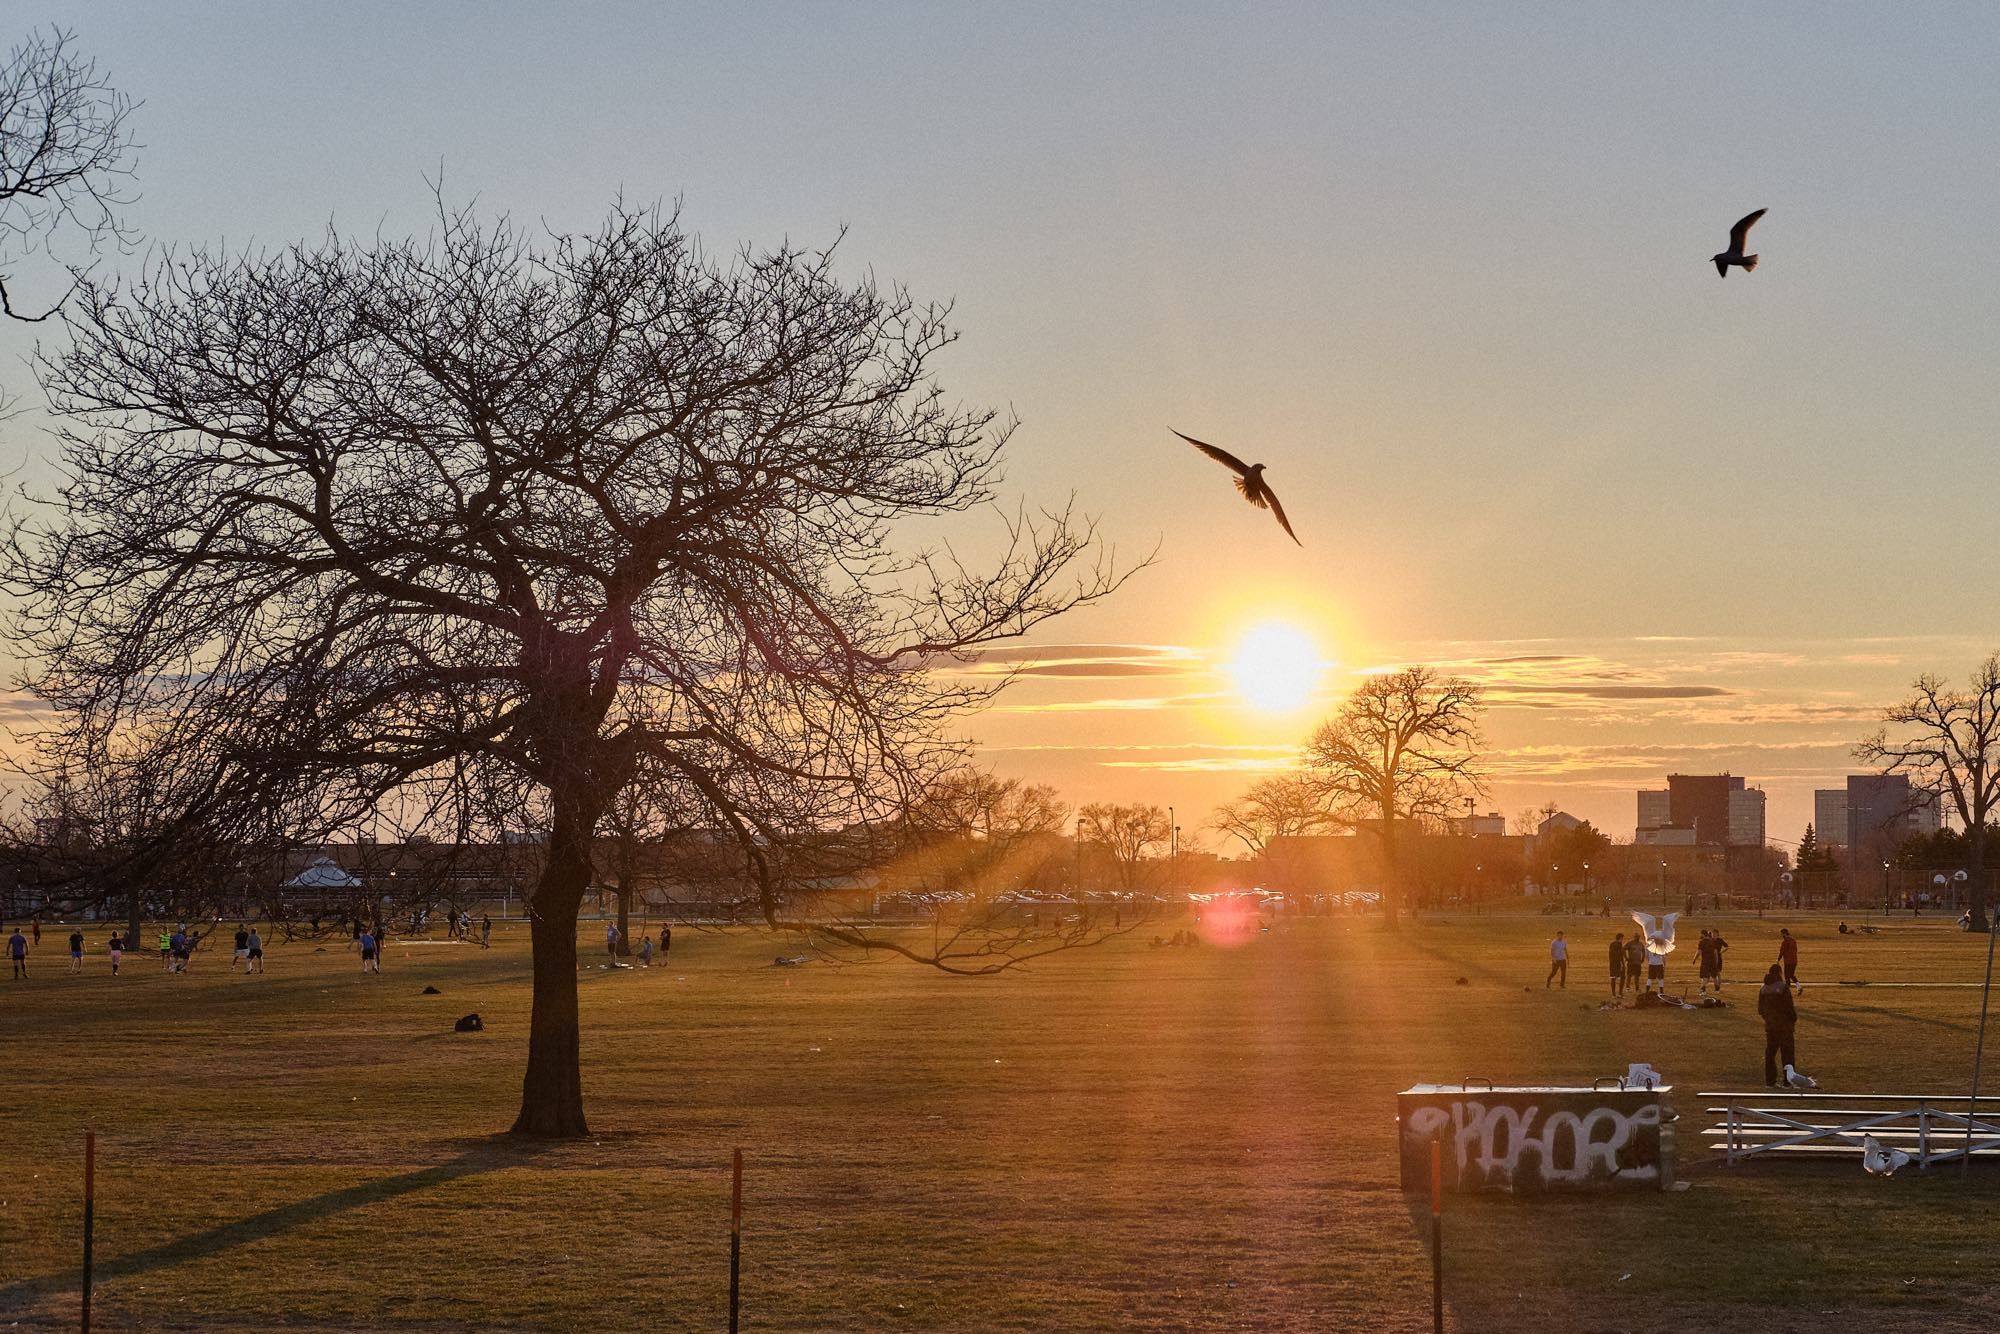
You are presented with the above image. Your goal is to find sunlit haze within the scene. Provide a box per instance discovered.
[7,4,2000,846]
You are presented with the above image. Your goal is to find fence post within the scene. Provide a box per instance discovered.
[1429,1139,1443,1334]
[82,1130,95,1334]
[729,1147,742,1334]
[1918,1101,1929,1169]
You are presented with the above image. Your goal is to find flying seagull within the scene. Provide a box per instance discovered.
[1629,911,1681,955]
[1173,430,1301,546]
[1713,208,1767,278]
[1862,1134,1911,1177]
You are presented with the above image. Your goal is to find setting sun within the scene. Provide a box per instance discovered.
[1227,622,1324,713]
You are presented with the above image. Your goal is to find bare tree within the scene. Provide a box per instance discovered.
[1300,666,1483,923]
[8,200,1126,1136]
[0,27,137,323]
[1857,655,2000,931]
[1210,772,1338,855]
[1077,802,1171,891]
[895,767,1071,898]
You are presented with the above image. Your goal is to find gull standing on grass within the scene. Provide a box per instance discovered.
[1174,430,1301,546]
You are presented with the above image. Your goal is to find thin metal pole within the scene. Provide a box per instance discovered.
[1965,917,1999,1175]
[729,1147,743,1333]
[82,1131,95,1334]
[1430,1139,1443,1334]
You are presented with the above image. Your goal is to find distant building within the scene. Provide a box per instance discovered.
[1728,787,1767,848]
[1537,811,1584,839]
[1452,811,1508,837]
[1635,825,1697,847]
[1636,790,1672,836]
[1844,774,1940,852]
[1813,789,1849,847]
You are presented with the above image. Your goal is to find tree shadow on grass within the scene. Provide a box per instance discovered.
[0,1137,549,1312]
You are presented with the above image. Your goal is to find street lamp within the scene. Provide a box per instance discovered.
[1883,861,1893,915]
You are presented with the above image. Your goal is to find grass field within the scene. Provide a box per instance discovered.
[2,908,1998,1331]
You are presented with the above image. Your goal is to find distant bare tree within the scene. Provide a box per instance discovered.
[1211,772,1337,855]
[0,27,137,323]
[897,767,1071,897]
[1300,666,1483,923]
[1857,655,2000,931]
[1077,801,1171,891]
[8,200,1127,1136]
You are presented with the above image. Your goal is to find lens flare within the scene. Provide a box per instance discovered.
[1227,623,1322,713]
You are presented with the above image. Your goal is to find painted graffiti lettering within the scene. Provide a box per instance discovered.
[1404,1098,1662,1191]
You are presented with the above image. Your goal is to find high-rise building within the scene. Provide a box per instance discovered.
[1636,790,1672,835]
[1728,787,1767,848]
[1667,773,1744,847]
[1813,789,1849,847]
[1845,774,1940,852]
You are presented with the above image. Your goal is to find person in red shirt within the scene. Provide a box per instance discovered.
[1777,928,1802,993]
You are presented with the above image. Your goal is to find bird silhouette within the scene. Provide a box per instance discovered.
[1783,1063,1818,1090]
[1174,430,1300,545]
[1862,1134,1911,1177]
[1713,208,1767,278]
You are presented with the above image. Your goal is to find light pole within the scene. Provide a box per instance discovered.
[1582,861,1591,915]
[1883,861,1893,915]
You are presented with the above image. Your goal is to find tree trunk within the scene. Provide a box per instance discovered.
[511,807,593,1138]
[615,884,632,956]
[1378,795,1400,929]
[1970,823,1990,934]
[126,879,143,947]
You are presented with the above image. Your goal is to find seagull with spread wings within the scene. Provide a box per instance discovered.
[1713,208,1767,278]
[1174,430,1301,546]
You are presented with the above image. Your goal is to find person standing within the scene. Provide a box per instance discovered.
[1758,964,1799,1086]
[246,926,265,974]
[169,924,188,974]
[233,923,250,970]
[108,930,124,977]
[68,927,85,975]
[1644,932,1669,995]
[157,927,172,968]
[1778,928,1802,993]
[1546,931,1569,989]
[605,920,621,964]
[661,924,672,955]
[1705,928,1729,993]
[1608,932,1626,998]
[10,926,29,979]
[30,916,41,948]
[480,913,491,948]
[1624,932,1644,994]
[359,928,379,974]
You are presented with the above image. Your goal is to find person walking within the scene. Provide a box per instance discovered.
[1705,928,1730,993]
[1778,928,1802,993]
[157,927,172,969]
[168,924,189,974]
[246,926,265,974]
[359,928,379,974]
[30,916,41,948]
[1546,931,1569,989]
[233,923,250,970]
[1608,931,1627,998]
[67,927,84,975]
[9,926,28,979]
[108,930,124,977]
[1758,964,1799,1086]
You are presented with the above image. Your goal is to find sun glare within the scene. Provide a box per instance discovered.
[1227,623,1323,713]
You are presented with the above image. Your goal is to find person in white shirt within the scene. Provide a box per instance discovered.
[605,921,620,962]
[1545,931,1568,989]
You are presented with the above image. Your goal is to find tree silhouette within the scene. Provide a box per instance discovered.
[9,201,1125,1135]
[1300,666,1483,923]
[1857,655,2000,932]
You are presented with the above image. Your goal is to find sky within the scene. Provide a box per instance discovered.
[6,3,2000,849]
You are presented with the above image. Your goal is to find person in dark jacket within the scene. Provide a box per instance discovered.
[1608,932,1627,998]
[1758,964,1798,1086]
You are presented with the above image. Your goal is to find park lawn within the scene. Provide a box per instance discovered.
[2,910,1998,1331]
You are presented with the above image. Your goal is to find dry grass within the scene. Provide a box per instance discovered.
[1,909,1998,1331]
